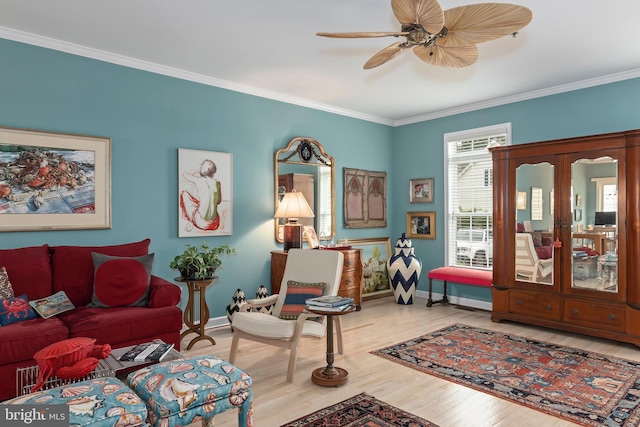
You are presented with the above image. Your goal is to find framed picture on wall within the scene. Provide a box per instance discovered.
[409,177,434,203]
[343,168,387,229]
[342,237,392,300]
[178,148,233,237]
[0,126,111,232]
[303,226,320,249]
[407,211,436,239]
[516,191,527,210]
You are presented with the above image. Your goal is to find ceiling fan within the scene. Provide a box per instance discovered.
[317,0,532,69]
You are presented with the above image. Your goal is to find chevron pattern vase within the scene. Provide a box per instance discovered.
[387,233,422,305]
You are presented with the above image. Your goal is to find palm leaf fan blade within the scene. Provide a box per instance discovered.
[392,0,444,34]
[438,3,533,47]
[364,42,404,69]
[316,31,409,38]
[413,44,478,68]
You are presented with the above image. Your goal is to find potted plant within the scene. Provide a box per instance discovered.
[170,242,235,281]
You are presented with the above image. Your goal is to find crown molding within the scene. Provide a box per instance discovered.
[394,68,640,127]
[1,26,637,128]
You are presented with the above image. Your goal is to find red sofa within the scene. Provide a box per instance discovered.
[0,239,182,401]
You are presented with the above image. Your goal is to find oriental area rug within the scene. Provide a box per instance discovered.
[371,324,640,427]
[280,392,439,427]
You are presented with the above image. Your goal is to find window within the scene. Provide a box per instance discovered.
[316,166,332,238]
[591,177,617,212]
[445,124,510,269]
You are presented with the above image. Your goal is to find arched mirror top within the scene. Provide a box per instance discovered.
[274,137,335,244]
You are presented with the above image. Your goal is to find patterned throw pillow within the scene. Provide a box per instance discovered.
[0,266,14,299]
[0,294,39,326]
[88,253,154,308]
[279,280,326,320]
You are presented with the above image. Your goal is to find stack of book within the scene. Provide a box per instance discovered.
[306,295,354,312]
[119,342,174,363]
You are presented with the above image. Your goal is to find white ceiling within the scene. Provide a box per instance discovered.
[1,1,639,126]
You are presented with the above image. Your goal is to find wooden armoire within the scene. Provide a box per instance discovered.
[491,129,640,346]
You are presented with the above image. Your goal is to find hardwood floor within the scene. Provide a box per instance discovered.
[181,296,640,426]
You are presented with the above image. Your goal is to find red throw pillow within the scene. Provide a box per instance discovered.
[89,253,154,308]
[0,294,39,325]
[279,281,326,320]
[0,266,14,299]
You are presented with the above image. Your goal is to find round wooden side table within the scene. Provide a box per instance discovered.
[306,304,355,387]
[176,277,217,350]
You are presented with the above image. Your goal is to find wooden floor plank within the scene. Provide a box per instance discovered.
[181,296,640,426]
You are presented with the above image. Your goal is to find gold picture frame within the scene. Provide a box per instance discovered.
[340,237,393,300]
[407,211,436,239]
[0,126,111,232]
[303,226,320,249]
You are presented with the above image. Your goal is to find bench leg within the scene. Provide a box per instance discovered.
[426,279,449,308]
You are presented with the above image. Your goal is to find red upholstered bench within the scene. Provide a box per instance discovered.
[427,267,493,307]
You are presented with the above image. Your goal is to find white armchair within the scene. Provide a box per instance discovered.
[229,249,344,382]
[515,233,553,282]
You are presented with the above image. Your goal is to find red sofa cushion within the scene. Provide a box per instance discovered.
[50,239,150,306]
[0,317,69,365]
[0,245,52,300]
[59,305,183,346]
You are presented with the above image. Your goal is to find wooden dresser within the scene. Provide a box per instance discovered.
[271,249,364,310]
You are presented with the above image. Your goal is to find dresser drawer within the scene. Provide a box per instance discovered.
[342,250,362,272]
[510,291,561,320]
[563,300,626,332]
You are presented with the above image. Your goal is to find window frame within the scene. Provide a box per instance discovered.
[444,123,511,269]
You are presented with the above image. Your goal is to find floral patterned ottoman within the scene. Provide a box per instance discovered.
[2,377,148,427]
[126,355,253,427]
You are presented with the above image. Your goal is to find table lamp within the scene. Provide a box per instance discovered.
[275,190,315,251]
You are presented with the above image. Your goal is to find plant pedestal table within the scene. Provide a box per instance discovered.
[306,305,355,387]
[177,277,217,350]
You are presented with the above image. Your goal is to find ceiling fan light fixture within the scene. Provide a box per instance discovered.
[317,0,532,70]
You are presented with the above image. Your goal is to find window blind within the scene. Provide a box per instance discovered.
[444,124,510,270]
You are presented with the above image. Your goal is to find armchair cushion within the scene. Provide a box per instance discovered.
[278,281,325,320]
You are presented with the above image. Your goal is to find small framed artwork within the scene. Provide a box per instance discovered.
[574,209,582,221]
[409,178,434,203]
[407,211,436,239]
[0,126,111,232]
[303,226,320,249]
[516,191,527,210]
[575,194,583,207]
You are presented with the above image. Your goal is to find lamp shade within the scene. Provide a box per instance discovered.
[274,190,315,220]
[275,191,314,251]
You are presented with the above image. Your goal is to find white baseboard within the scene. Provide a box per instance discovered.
[182,293,493,334]
[415,289,492,311]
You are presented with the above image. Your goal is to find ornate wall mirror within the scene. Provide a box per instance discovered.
[274,137,335,244]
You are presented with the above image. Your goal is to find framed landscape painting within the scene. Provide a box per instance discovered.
[0,126,111,232]
[342,237,393,300]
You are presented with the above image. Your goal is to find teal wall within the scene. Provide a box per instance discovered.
[2,36,639,315]
[0,39,394,318]
[392,78,640,302]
